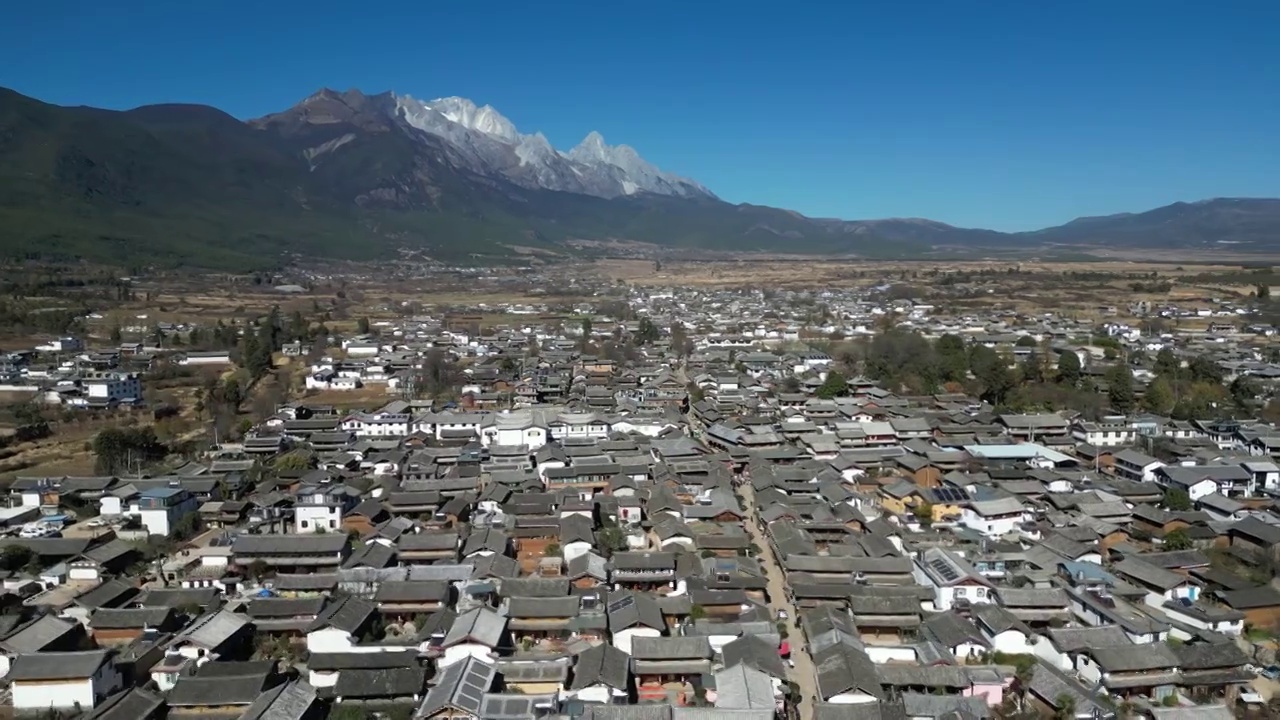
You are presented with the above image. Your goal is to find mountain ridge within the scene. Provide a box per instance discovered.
[1,85,1279,270]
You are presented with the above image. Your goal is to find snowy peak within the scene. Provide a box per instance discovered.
[571,130,609,159]
[426,96,519,143]
[387,92,712,200]
[569,132,646,173]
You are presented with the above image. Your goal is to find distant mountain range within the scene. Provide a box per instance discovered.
[1,85,1278,270]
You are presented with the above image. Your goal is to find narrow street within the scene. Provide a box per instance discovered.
[740,480,817,720]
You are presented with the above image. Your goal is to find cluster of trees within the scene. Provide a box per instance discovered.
[92,427,170,475]
[116,309,325,363]
[0,421,52,449]
[670,323,695,358]
[634,317,660,345]
[0,299,86,337]
[410,349,464,401]
[819,329,1267,421]
[848,329,1028,406]
[1142,348,1244,420]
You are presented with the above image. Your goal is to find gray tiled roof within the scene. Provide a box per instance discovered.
[8,649,112,681]
[442,607,506,648]
[0,614,78,653]
[415,656,497,717]
[569,641,630,690]
[238,680,320,720]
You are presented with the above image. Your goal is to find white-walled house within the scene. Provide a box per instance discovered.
[482,413,548,450]
[10,650,123,712]
[304,596,380,655]
[970,605,1035,655]
[1154,467,1223,502]
[913,549,994,612]
[342,412,411,437]
[547,412,611,441]
[1111,557,1198,607]
[131,487,199,537]
[439,607,507,668]
[562,642,629,704]
[1071,420,1136,447]
[1112,450,1165,484]
[959,497,1028,538]
[607,591,664,655]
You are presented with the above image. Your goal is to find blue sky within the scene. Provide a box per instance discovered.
[3,1,1278,230]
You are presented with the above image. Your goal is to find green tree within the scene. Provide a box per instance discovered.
[220,375,246,410]
[240,331,265,378]
[273,450,314,471]
[356,316,371,335]
[1186,355,1224,385]
[1053,693,1077,720]
[579,317,593,352]
[970,346,1015,405]
[596,525,628,557]
[0,545,35,572]
[288,310,309,342]
[1230,375,1263,412]
[635,317,660,345]
[816,370,847,399]
[1163,529,1192,550]
[935,334,969,383]
[1163,488,1192,512]
[912,502,934,526]
[1142,376,1175,414]
[1153,347,1180,378]
[109,324,122,344]
[92,427,168,475]
[1105,364,1135,414]
[1056,350,1082,386]
[246,559,270,582]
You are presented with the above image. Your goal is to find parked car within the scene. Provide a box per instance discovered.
[18,523,60,539]
[1261,665,1280,680]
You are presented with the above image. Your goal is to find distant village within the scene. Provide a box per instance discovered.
[1,279,1279,720]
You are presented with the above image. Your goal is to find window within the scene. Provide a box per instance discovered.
[300,520,310,529]
[975,587,986,598]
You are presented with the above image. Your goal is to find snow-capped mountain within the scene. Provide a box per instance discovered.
[393,94,712,200]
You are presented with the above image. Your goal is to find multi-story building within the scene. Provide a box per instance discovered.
[84,371,142,405]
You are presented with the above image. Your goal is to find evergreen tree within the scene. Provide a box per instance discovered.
[241,331,269,379]
[1056,350,1082,386]
[1153,347,1180,378]
[1187,355,1224,385]
[1105,364,1135,414]
[109,324,122,344]
[636,317,660,345]
[816,370,847,399]
[1230,375,1262,411]
[935,334,969,383]
[288,311,309,341]
[970,346,1015,405]
[1142,376,1175,414]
